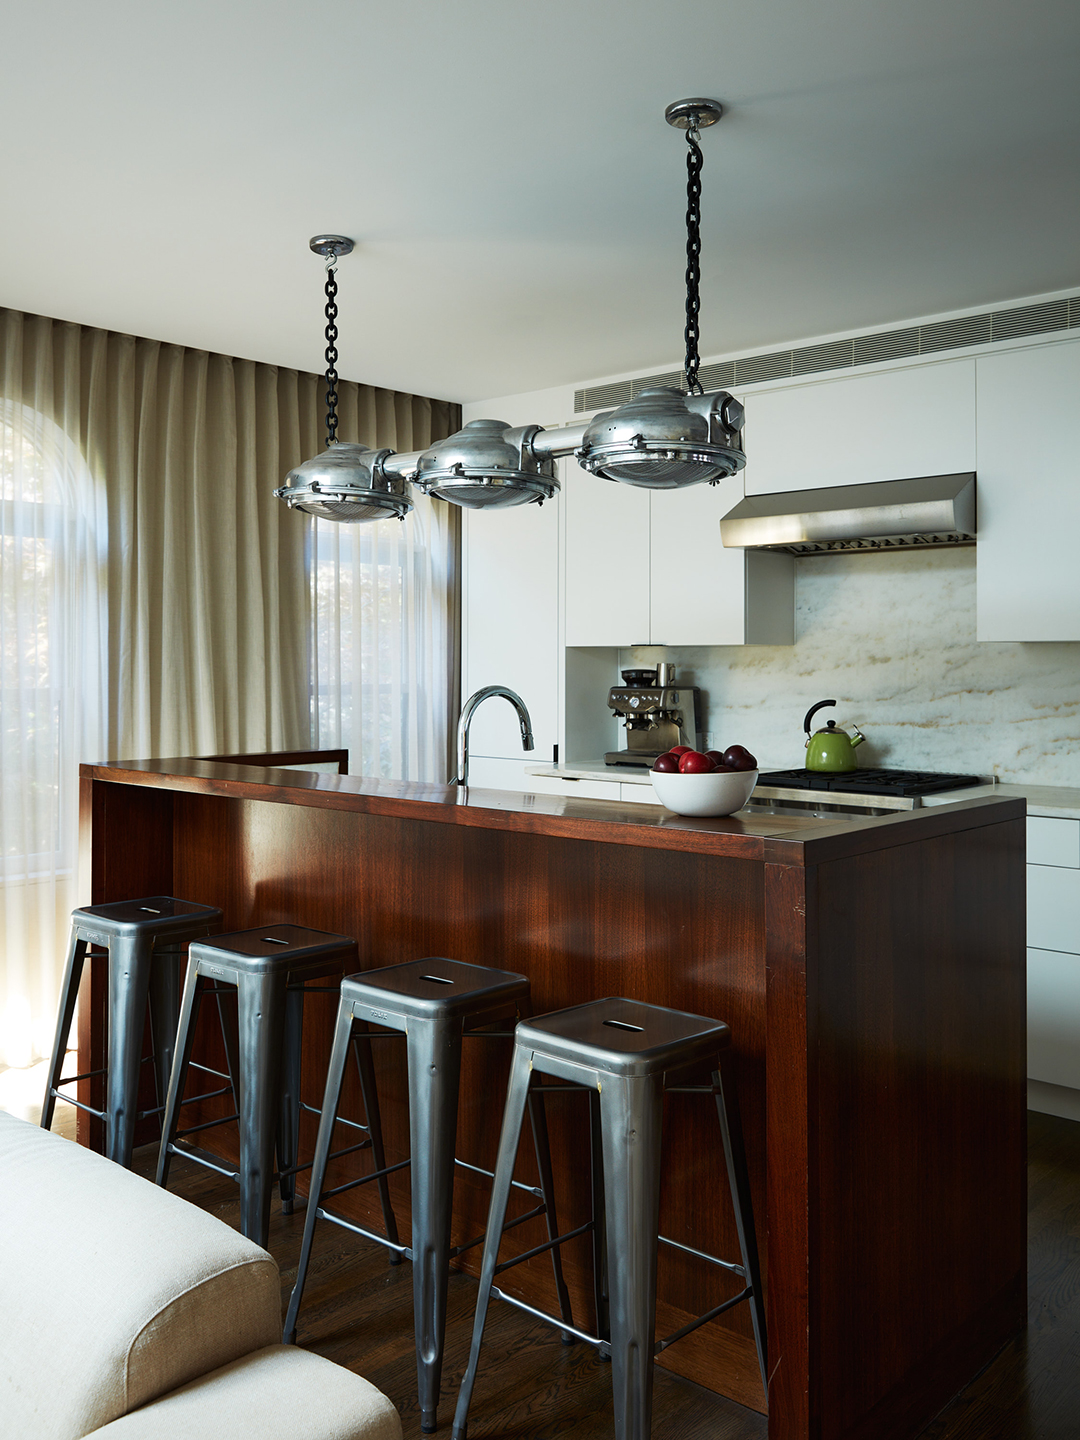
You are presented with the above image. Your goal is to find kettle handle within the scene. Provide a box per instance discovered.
[803,698,837,735]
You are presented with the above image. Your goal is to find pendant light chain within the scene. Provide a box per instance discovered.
[323,258,341,446]
[683,115,704,395]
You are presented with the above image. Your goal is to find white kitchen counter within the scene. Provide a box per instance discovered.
[528,766,1080,817]
[923,782,1080,819]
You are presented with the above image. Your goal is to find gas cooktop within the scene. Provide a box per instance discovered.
[756,768,982,797]
[750,768,986,812]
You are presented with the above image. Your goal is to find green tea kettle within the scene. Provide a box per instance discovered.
[804,699,865,773]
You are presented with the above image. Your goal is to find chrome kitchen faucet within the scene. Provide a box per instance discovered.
[454,686,534,787]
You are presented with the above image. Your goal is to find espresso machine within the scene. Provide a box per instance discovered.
[604,664,702,767]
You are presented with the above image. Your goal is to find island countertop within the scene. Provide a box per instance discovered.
[77,757,1027,1440]
[79,755,1019,864]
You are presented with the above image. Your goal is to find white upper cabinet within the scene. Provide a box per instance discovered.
[976,339,1080,642]
[564,462,793,647]
[741,358,977,495]
[650,477,793,645]
[564,457,651,647]
[462,494,561,765]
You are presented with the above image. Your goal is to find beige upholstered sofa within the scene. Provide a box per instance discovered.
[0,1109,400,1440]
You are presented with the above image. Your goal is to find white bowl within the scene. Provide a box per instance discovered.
[650,767,758,818]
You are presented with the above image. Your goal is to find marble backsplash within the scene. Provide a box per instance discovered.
[627,547,1080,785]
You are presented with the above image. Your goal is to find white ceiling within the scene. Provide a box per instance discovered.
[3,0,1079,404]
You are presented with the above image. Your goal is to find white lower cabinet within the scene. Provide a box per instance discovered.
[1027,863,1080,956]
[1028,948,1080,1088]
[1027,815,1080,1092]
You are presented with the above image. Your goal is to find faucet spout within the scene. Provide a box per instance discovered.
[454,686,535,787]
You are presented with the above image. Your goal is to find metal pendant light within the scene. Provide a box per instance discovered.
[576,99,746,489]
[414,420,559,509]
[275,236,413,523]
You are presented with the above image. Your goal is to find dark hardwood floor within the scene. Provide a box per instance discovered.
[129,1110,1080,1440]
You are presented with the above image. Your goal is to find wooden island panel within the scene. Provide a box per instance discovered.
[77,760,1027,1440]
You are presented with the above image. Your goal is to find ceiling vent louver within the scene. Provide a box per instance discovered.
[575,294,1080,412]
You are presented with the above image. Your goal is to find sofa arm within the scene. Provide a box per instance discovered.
[89,1345,401,1440]
[1,1112,281,1438]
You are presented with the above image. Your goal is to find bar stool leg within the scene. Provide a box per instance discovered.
[40,932,87,1131]
[237,970,287,1248]
[713,1063,768,1392]
[156,965,207,1191]
[351,1024,402,1255]
[277,984,305,1215]
[600,1073,664,1440]
[148,948,185,1117]
[106,935,156,1167]
[283,999,356,1344]
[408,1015,464,1435]
[527,1086,575,1340]
[451,1047,534,1440]
[589,1086,610,1344]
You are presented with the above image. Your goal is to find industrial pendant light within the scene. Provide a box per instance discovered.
[575,99,746,489]
[275,236,413,522]
[275,99,745,526]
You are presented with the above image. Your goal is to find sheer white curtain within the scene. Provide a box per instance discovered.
[309,382,460,783]
[0,398,106,1066]
[311,492,458,782]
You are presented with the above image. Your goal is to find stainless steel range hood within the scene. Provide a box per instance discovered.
[719,473,976,555]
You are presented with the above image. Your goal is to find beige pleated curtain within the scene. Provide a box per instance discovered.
[0,306,459,1066]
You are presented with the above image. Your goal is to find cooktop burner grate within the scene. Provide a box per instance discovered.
[756,768,983,797]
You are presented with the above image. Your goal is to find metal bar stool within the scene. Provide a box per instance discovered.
[40,896,222,1167]
[283,957,574,1436]
[452,996,767,1440]
[155,923,397,1252]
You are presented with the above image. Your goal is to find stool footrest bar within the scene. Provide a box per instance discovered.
[315,1205,410,1256]
[51,1093,107,1119]
[453,1155,543,1199]
[488,1287,603,1348]
[655,1286,754,1353]
[320,1154,411,1200]
[166,1140,241,1181]
[492,1219,594,1274]
[658,1232,746,1277]
[173,1109,239,1138]
[52,1067,107,1086]
[188,1062,233,1082]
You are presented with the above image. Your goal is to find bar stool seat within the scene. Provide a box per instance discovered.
[284,957,573,1436]
[155,924,395,1252]
[41,896,222,1167]
[452,996,768,1440]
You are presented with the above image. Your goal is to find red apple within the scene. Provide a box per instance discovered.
[721,745,758,772]
[679,750,716,773]
[652,753,680,773]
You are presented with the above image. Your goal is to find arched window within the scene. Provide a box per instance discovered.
[0,398,106,1068]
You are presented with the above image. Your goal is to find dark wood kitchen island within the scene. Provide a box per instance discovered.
[76,758,1027,1440]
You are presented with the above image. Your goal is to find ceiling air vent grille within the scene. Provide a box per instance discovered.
[574,294,1080,411]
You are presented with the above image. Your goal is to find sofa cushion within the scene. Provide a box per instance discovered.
[89,1345,402,1440]
[0,1111,281,1439]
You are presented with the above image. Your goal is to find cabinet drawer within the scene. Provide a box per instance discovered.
[1028,865,1080,954]
[524,772,623,801]
[1028,816,1080,868]
[620,783,660,806]
[1028,947,1080,1088]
